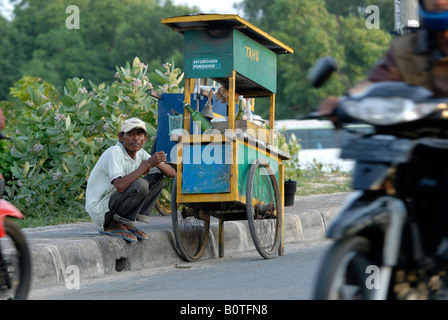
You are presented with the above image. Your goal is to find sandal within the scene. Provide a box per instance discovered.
[99,230,137,242]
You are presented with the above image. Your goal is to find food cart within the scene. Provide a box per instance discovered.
[161,14,294,261]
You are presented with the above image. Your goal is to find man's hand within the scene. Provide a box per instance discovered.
[0,109,6,130]
[317,96,341,127]
[318,96,339,117]
[142,151,166,173]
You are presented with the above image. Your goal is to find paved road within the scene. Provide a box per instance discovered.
[29,241,332,300]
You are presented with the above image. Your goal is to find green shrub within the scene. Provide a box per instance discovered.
[3,57,161,224]
[275,130,302,181]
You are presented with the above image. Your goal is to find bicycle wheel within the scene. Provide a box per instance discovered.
[246,158,282,259]
[314,236,378,300]
[171,177,210,262]
[0,219,32,300]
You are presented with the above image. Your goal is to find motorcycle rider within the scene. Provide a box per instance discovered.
[320,0,448,118]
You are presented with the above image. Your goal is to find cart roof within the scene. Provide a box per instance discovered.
[161,14,294,55]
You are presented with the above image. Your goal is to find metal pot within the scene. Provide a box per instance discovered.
[252,115,265,127]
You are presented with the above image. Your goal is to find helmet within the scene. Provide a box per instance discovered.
[419,0,448,32]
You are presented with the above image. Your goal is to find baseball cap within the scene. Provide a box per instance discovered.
[120,118,147,134]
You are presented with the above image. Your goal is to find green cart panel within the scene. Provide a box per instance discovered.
[184,29,277,94]
[237,143,280,198]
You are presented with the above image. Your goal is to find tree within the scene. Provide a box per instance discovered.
[21,27,110,93]
[0,15,21,99]
[1,0,195,99]
[109,0,186,73]
[239,0,391,118]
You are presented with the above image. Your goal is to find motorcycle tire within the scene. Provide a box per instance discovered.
[314,236,379,300]
[0,219,32,300]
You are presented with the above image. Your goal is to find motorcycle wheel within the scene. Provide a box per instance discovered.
[314,236,378,300]
[0,219,32,300]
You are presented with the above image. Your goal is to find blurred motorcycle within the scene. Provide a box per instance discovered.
[310,57,448,299]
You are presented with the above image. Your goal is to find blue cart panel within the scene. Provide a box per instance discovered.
[181,143,231,194]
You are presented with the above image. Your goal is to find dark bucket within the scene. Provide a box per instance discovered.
[284,179,297,207]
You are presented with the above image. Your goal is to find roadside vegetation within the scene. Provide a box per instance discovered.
[296,165,352,196]
[2,57,184,228]
[279,131,352,196]
[0,0,388,228]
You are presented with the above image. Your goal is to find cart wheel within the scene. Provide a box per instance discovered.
[171,177,210,262]
[246,158,282,259]
[150,139,171,216]
[155,177,173,216]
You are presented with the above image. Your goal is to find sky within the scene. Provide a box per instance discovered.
[0,0,12,19]
[168,0,243,14]
[0,0,244,20]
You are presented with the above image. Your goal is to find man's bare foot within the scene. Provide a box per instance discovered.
[124,225,148,240]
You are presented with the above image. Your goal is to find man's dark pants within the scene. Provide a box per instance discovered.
[104,173,164,228]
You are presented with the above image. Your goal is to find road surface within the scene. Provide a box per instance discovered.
[30,240,332,300]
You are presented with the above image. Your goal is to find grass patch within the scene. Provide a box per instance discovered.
[296,168,352,196]
[15,203,91,229]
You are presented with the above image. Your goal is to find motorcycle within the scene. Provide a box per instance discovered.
[309,58,448,300]
[0,133,32,300]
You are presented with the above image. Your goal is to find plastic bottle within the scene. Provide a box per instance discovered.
[184,103,213,132]
[245,98,254,121]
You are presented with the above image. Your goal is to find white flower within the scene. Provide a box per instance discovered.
[44,102,53,111]
[69,137,78,145]
[54,111,66,121]
[52,171,62,181]
[32,144,44,153]
[131,78,142,87]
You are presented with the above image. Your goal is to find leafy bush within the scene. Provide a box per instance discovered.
[149,60,184,94]
[3,57,161,224]
[275,130,302,181]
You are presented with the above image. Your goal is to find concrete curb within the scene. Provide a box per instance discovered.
[26,193,346,288]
